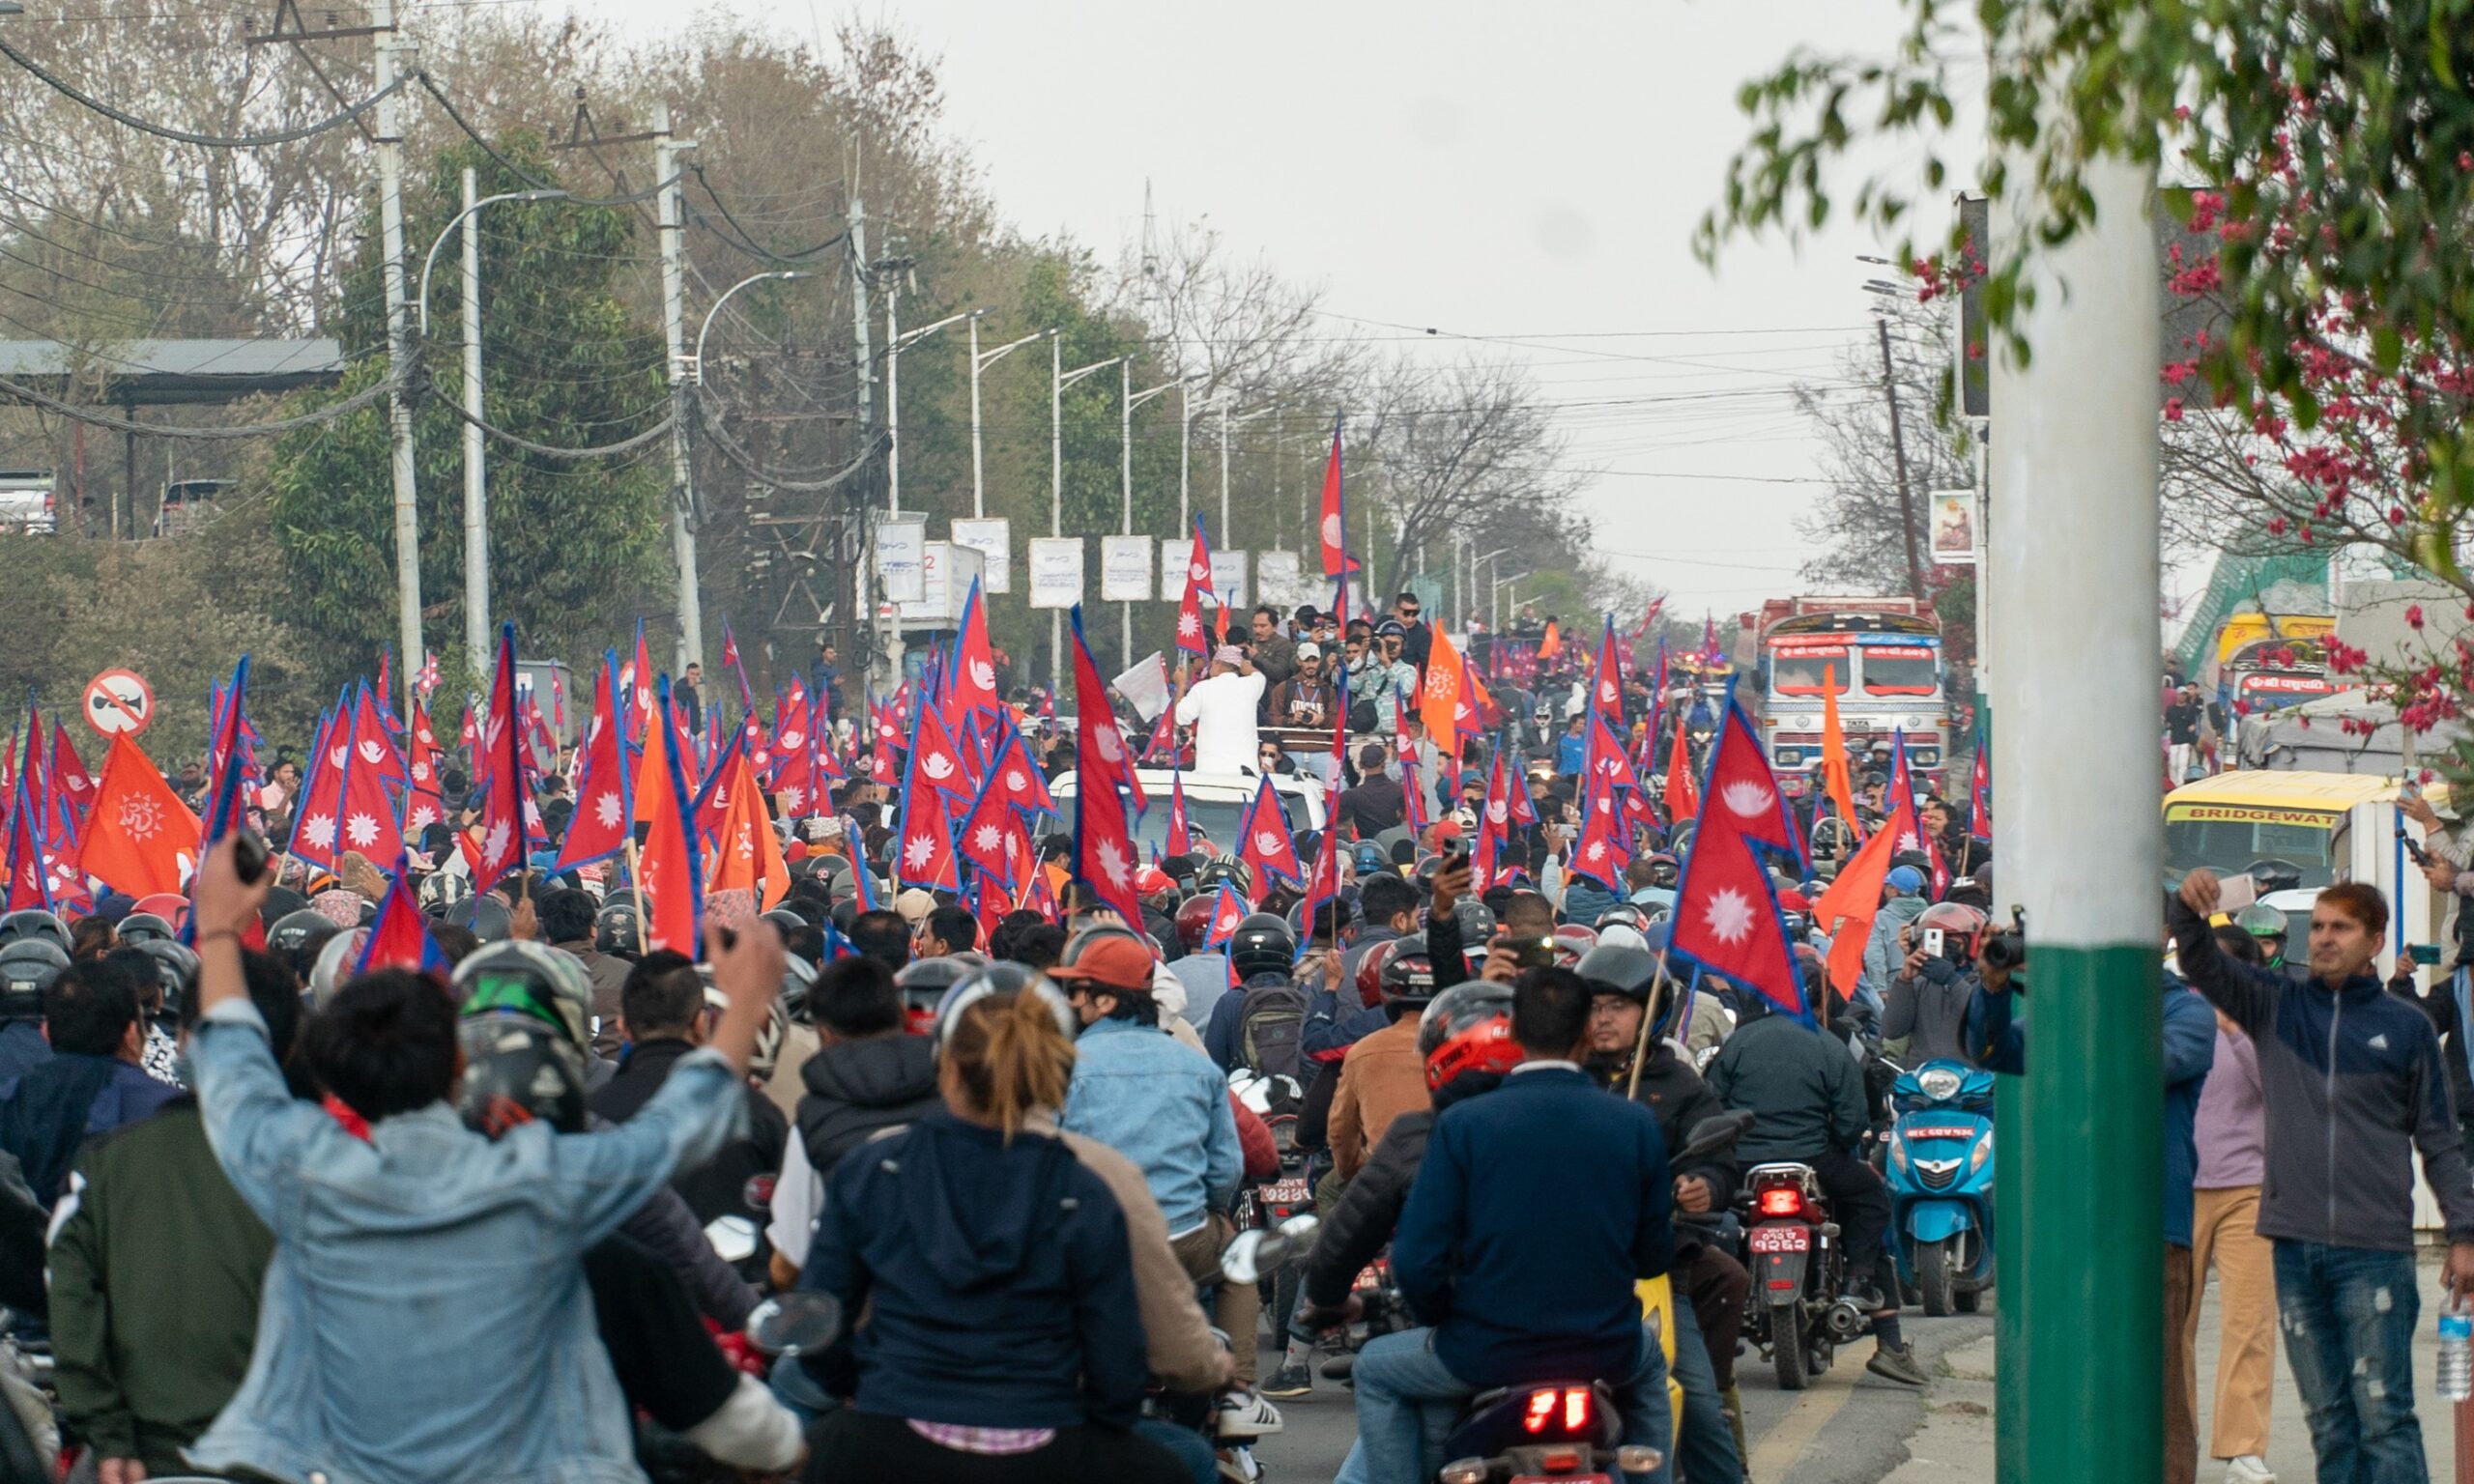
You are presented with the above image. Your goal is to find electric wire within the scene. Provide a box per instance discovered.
[0,34,408,148]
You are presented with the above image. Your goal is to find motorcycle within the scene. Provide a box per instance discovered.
[1231,1069,1311,1328]
[1884,1059,1996,1317]
[1436,1381,1661,1484]
[1208,1214,1318,1483]
[1737,1162,1867,1391]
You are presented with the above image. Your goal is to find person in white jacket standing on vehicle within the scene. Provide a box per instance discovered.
[1176,646,1265,776]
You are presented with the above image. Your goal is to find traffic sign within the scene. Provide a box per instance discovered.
[82,669,155,738]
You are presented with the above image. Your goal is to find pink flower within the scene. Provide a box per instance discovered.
[2164,397,2185,421]
[2408,605,2426,630]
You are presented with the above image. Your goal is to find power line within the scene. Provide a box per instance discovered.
[0,33,408,148]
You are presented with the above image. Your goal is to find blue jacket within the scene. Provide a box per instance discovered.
[0,1053,180,1208]
[1061,1016,1240,1234]
[1556,732,1587,778]
[803,1108,1150,1430]
[1394,1065,1673,1388]
[185,999,748,1484]
[1966,977,2217,1245]
[2169,900,2474,1249]
[0,1021,49,1089]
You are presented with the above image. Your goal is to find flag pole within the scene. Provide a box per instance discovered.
[623,833,648,956]
[1625,951,1676,1099]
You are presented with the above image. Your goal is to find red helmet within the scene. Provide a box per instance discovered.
[1553,923,1598,967]
[131,893,190,932]
[1914,901,1991,962]
[1357,939,1403,1009]
[1173,894,1217,956]
[1419,982,1521,1094]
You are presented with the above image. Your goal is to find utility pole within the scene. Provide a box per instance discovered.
[883,267,904,517]
[847,193,873,688]
[371,0,421,711]
[654,104,705,672]
[1055,346,1123,687]
[1985,128,2162,1484]
[1124,367,1183,664]
[1878,316,1927,603]
[460,167,489,670]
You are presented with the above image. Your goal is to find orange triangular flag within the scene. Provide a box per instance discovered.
[1537,619,1563,661]
[1420,627,1467,758]
[706,747,789,912]
[79,734,201,898]
[1820,665,1864,846]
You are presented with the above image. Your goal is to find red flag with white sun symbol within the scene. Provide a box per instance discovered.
[1068,604,1149,930]
[556,655,632,873]
[1667,683,1812,1024]
[1174,517,1217,658]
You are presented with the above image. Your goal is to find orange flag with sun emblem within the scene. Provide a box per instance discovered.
[79,733,200,898]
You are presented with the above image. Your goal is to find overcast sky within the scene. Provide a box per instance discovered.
[596,0,1974,619]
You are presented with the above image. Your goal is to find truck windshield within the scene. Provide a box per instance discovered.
[1769,647,1850,696]
[1861,649,1940,697]
[2161,813,2337,887]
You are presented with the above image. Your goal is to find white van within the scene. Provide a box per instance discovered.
[1045,768,1328,862]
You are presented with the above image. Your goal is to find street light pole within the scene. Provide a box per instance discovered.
[1215,399,1274,550]
[884,298,971,519]
[970,319,1047,519]
[1052,343,1122,689]
[416,179,567,670]
[1124,366,1183,664]
[694,271,812,385]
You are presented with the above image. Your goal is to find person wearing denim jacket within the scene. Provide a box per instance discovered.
[180,836,784,1484]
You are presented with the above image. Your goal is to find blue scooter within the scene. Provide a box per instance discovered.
[1884,1059,1996,1316]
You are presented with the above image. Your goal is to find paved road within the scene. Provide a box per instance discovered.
[1246,1310,1995,1483]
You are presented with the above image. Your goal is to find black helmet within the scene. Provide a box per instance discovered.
[116,912,177,947]
[457,1015,588,1136]
[600,887,640,915]
[895,957,974,1031]
[1227,912,1296,982]
[1576,941,1660,1003]
[452,941,594,1053]
[130,939,200,1024]
[0,909,70,956]
[931,962,1077,1060]
[1379,932,1438,1006]
[1197,854,1254,898]
[417,870,472,918]
[266,909,341,981]
[1643,853,1682,891]
[448,894,513,945]
[1452,898,1498,946]
[593,899,641,956]
[0,939,67,1021]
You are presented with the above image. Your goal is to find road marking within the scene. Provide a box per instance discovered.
[1747,1355,1862,1481]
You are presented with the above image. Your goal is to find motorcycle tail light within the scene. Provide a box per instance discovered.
[1564,1386,1592,1432]
[1539,1446,1584,1472]
[1523,1388,1556,1433]
[1759,1187,1805,1217]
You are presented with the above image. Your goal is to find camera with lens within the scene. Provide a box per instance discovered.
[1980,907,2028,979]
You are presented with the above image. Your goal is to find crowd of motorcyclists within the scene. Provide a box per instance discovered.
[0,597,2048,1484]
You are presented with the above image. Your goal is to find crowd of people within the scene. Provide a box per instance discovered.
[5,580,2462,1484]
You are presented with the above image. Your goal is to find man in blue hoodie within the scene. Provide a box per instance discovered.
[0,961,177,1209]
[1354,965,1674,1484]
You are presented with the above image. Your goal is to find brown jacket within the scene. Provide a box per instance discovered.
[1027,1114,1227,1393]
[1330,1016,1429,1182]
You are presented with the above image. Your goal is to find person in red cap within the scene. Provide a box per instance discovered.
[1055,927,1259,1392]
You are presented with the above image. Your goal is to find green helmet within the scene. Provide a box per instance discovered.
[2234,902,2288,943]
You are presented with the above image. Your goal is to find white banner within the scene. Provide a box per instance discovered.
[877,517,928,605]
[950,517,1012,593]
[1027,537,1083,610]
[1211,549,1249,614]
[1100,534,1154,602]
[1159,537,1189,602]
[1256,551,1302,612]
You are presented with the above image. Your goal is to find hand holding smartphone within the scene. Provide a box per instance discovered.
[2214,872,2259,913]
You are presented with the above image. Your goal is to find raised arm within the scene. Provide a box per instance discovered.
[2168,871,2278,1036]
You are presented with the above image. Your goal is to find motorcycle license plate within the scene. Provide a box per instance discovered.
[1260,1178,1312,1204]
[1749,1226,1811,1253]
[1509,1475,1612,1484]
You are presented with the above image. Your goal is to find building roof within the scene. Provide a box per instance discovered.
[0,338,347,406]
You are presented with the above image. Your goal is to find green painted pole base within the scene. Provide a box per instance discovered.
[1997,941,2164,1484]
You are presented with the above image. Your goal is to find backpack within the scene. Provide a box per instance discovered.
[1231,979,1309,1081]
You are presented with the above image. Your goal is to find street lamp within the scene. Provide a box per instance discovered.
[970,317,1049,519]
[1052,343,1123,688]
[1124,366,1186,662]
[883,282,971,519]
[1472,545,1516,633]
[694,271,812,385]
[1493,568,1532,632]
[415,177,566,666]
[1212,399,1275,549]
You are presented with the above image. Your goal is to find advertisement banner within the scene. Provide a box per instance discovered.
[1256,551,1302,611]
[1100,535,1154,602]
[877,517,928,604]
[949,517,1012,593]
[1027,537,1083,610]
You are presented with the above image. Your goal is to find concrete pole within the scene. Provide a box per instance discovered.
[654,104,705,671]
[1986,146,2162,1484]
[847,195,873,684]
[372,0,421,710]
[460,167,490,671]
[1120,359,1134,667]
[1218,397,1230,547]
[968,314,985,518]
[1051,333,1064,692]
[885,274,903,519]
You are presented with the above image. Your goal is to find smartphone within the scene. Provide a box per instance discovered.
[2411,943,2445,966]
[1510,934,1558,970]
[1920,927,1946,959]
[2400,829,2435,869]
[232,828,271,885]
[2215,872,2259,913]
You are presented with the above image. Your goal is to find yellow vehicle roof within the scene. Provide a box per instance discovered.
[2165,770,2435,813]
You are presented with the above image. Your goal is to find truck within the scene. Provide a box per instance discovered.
[2203,612,2335,712]
[1731,595,1952,797]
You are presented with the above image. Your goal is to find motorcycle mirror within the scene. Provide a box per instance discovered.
[704,1213,760,1265]
[746,1292,843,1356]
[1275,1213,1320,1246]
[1222,1229,1270,1286]
[1678,1108,1755,1161]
